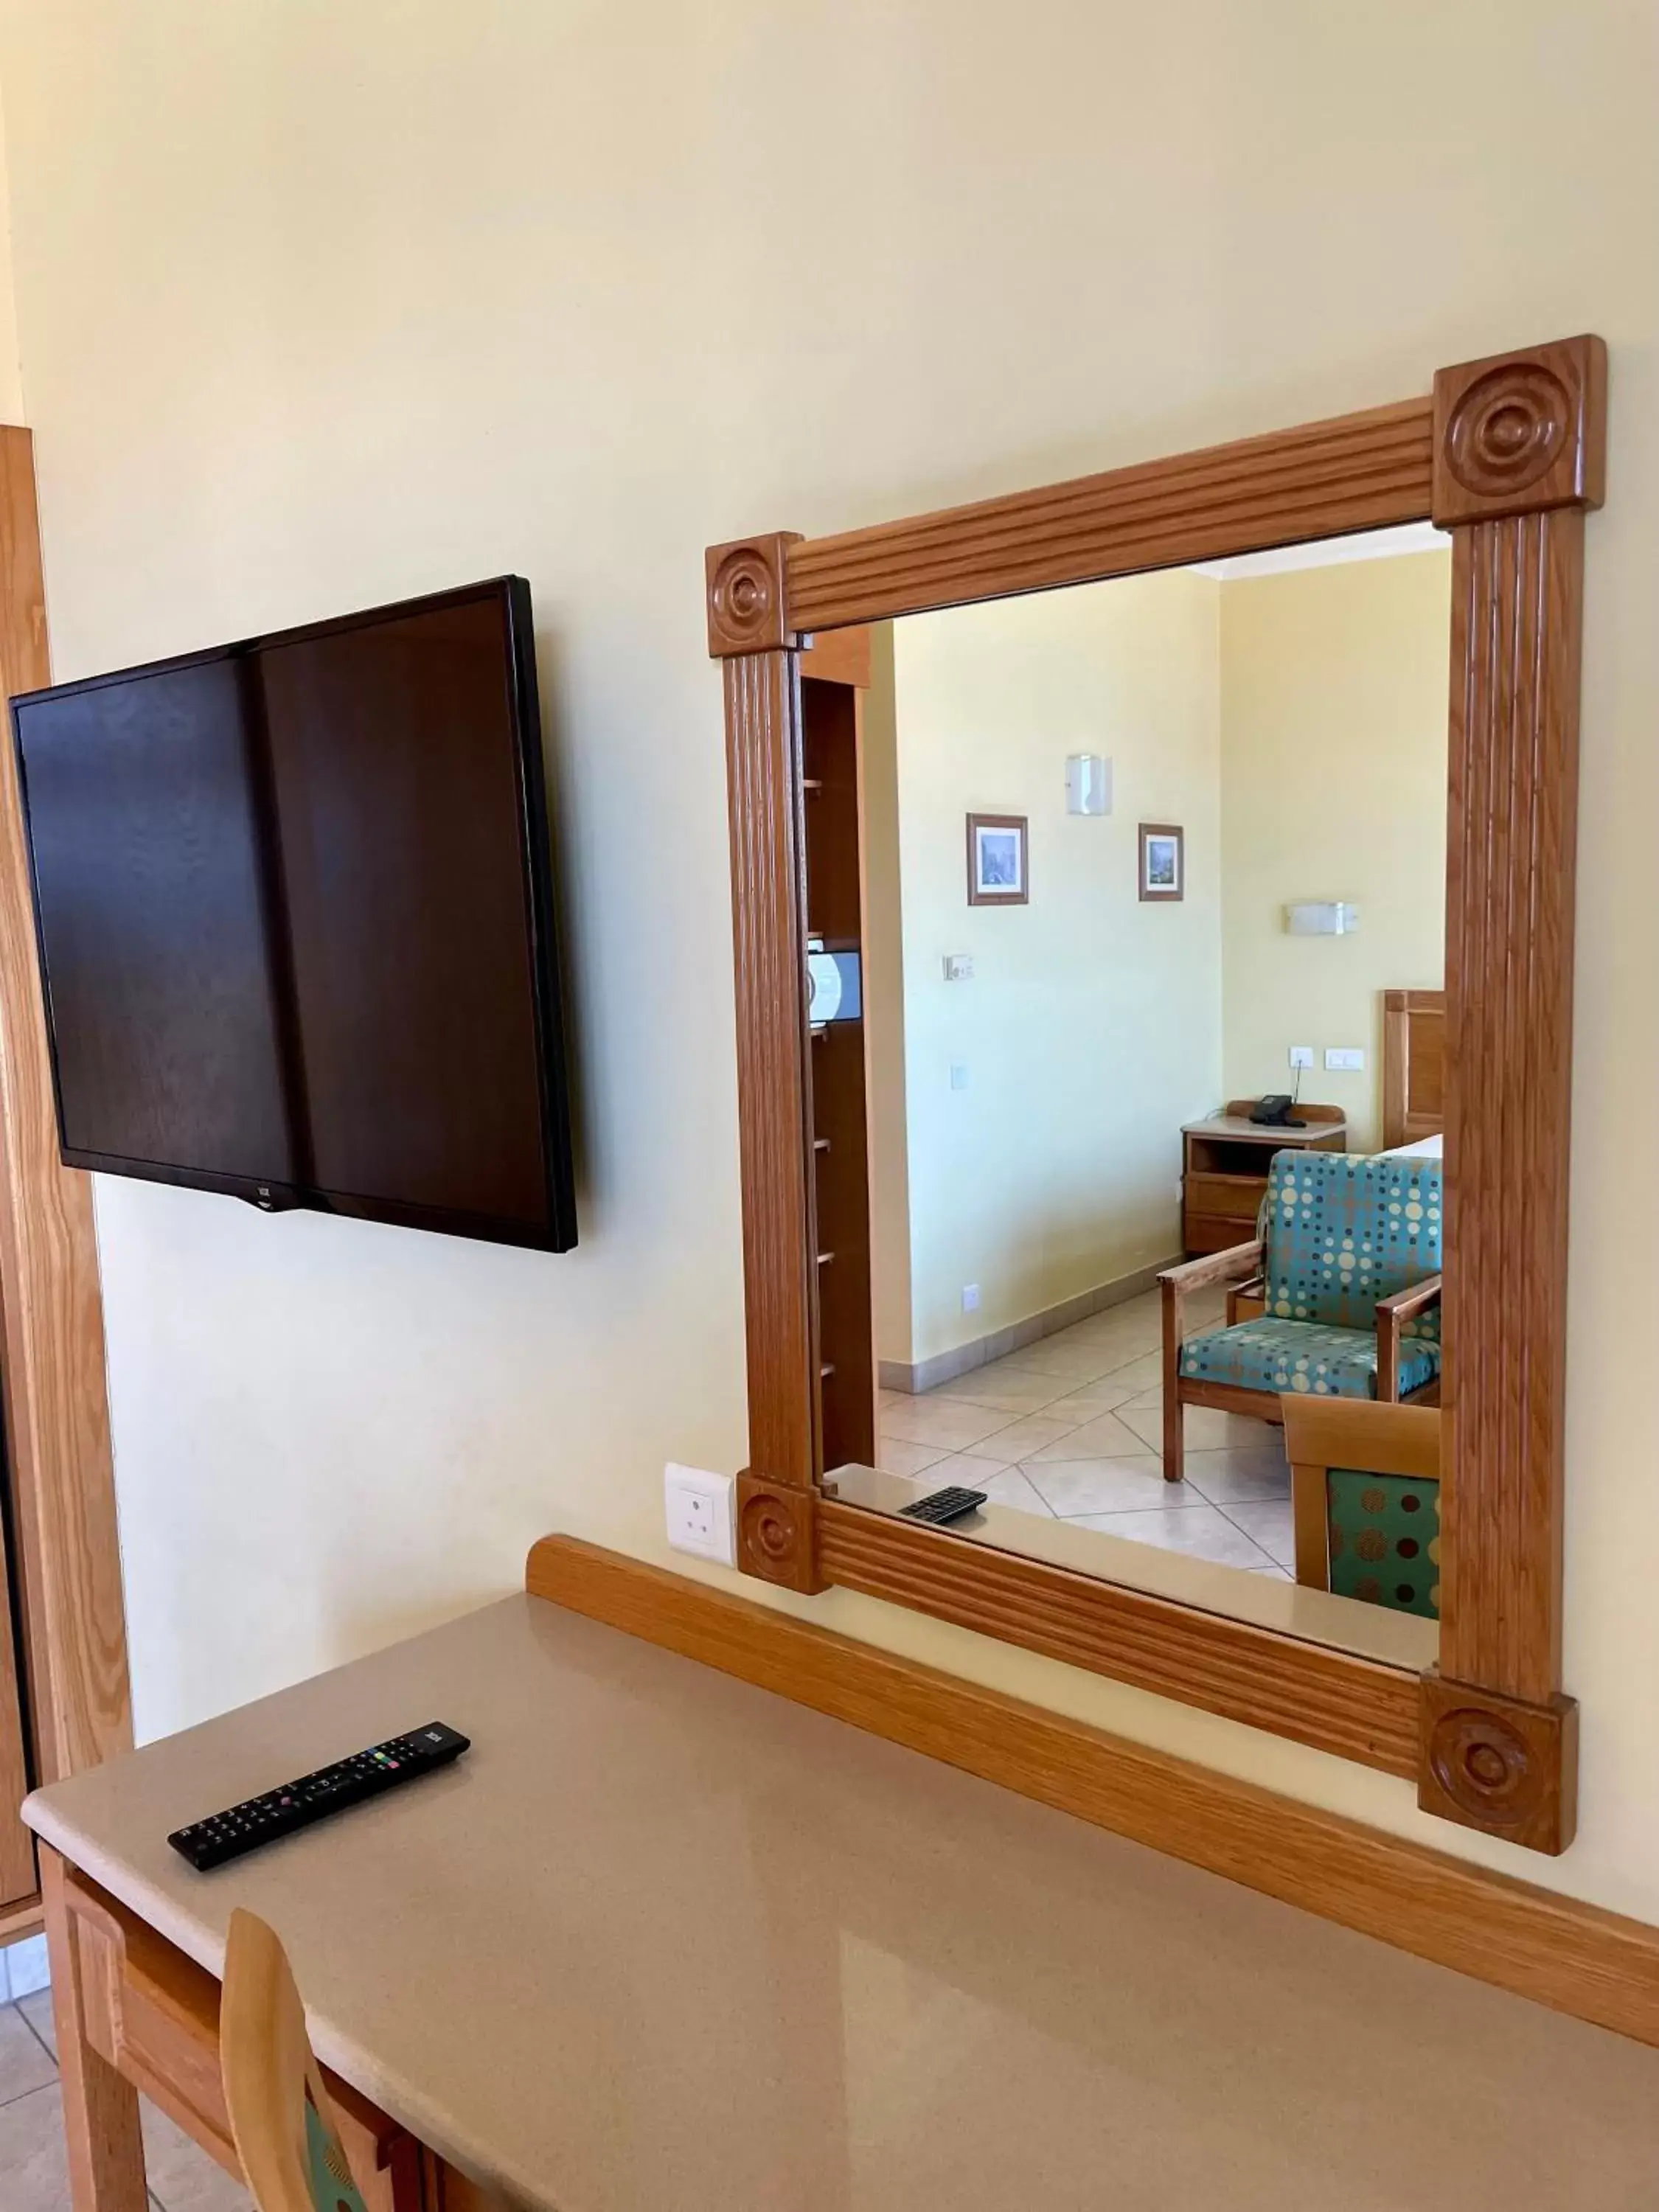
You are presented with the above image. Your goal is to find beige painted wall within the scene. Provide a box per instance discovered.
[888,575,1220,1363]
[1220,551,1452,1149]
[0,0,1655,1921]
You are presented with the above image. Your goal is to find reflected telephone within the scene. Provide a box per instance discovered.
[1249,1093,1305,1129]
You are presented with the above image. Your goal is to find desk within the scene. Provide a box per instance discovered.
[24,1562,1659,2212]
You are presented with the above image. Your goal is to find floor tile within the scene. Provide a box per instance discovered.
[956,1413,1085,1467]
[0,2081,71,2212]
[142,2098,253,2211]
[1040,1377,1140,1422]
[18,1994,53,2059]
[878,1388,909,1411]
[925,1361,1066,1415]
[1093,1348,1164,1392]
[1026,1410,1150,1462]
[0,2002,57,2106]
[1023,1455,1177,1516]
[3,1939,49,2003]
[1121,1399,1276,1453]
[1176,1449,1292,1505]
[874,1437,947,1479]
[878,1396,1015,1450]
[1069,1501,1276,1569]
[991,1335,1122,1381]
[968,1467,1055,1517]
[1048,1317,1164,1366]
[1220,1498,1296,1568]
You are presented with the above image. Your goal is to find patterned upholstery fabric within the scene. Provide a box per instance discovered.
[1263,1149,1442,1335]
[1178,1151,1443,1404]
[305,2096,369,2212]
[1326,1466,1441,1618]
[1178,1317,1439,1399]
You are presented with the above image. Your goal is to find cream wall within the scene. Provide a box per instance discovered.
[0,1,1655,1921]
[888,576,1220,1363]
[1220,552,1452,1149]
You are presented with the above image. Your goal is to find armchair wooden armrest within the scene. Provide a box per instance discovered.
[1157,1241,1263,1295]
[1374,1273,1443,1405]
[1159,1242,1264,1483]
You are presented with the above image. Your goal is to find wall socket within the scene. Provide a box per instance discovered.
[961,1283,981,1313]
[1288,1044,1314,1069]
[663,1462,737,1567]
[1325,1046,1365,1072]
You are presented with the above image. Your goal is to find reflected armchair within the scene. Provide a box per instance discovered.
[1158,1150,1442,1485]
[1281,1397,1444,1619]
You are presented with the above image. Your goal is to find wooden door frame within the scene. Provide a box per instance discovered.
[0,426,131,1915]
[706,335,1604,1856]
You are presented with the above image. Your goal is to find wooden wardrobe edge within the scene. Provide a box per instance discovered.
[0,425,131,1787]
[524,1534,1659,2049]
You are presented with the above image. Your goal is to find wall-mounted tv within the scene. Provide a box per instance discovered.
[13,577,577,1251]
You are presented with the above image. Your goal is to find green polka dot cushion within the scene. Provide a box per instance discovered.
[1178,1316,1440,1399]
[1326,1466,1441,1618]
[1262,1150,1442,1336]
[305,2096,369,2212]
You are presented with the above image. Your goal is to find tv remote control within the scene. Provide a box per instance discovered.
[167,1722,470,1871]
[899,1484,988,1526]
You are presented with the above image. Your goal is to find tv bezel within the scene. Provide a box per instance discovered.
[11,576,578,1253]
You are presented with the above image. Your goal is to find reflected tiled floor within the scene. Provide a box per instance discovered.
[878,1287,1295,1577]
[0,1949,251,2212]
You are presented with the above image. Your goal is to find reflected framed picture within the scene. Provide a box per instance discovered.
[967,813,1029,906]
[1138,821,1183,902]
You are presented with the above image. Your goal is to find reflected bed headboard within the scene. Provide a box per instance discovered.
[1382,989,1445,1150]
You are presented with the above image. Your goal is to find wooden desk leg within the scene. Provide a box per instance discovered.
[41,1847,148,2212]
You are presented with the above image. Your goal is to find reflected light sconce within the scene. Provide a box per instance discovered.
[1284,902,1359,936]
[1065,754,1111,815]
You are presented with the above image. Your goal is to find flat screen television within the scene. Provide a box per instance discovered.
[12,577,577,1251]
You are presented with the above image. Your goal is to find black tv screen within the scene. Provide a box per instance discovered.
[13,577,577,1251]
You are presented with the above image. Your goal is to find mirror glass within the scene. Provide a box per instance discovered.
[824,524,1452,1663]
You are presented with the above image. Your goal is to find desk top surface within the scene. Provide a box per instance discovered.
[1182,1113,1346,1144]
[24,1592,1659,2212]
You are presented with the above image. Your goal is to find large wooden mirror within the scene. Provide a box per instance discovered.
[707,335,1604,1854]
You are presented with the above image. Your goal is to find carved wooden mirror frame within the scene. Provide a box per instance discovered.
[706,334,1604,1855]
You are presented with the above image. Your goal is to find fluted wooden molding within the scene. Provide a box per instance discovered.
[787,398,1434,630]
[722,647,818,1492]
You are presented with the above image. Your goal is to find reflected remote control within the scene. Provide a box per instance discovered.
[899,1484,987,1526]
[167,1723,470,1871]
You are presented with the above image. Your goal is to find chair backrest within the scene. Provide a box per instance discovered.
[1281,1398,1443,1615]
[220,1909,370,2212]
[1262,1150,1442,1334]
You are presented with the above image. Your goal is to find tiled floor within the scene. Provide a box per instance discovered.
[880,1287,1295,1576]
[0,1946,251,2212]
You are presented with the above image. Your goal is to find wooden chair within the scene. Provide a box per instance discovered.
[221,1907,372,2212]
[1158,1149,1442,1484]
[1281,1397,1443,1617]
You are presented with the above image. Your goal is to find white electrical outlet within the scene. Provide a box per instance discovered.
[1288,1044,1314,1070]
[664,1462,737,1566]
[1325,1046,1365,1072]
[942,953,974,982]
[961,1283,981,1313]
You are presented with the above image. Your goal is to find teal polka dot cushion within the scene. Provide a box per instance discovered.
[1179,1316,1440,1399]
[305,2097,369,2212]
[1262,1150,1442,1337]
